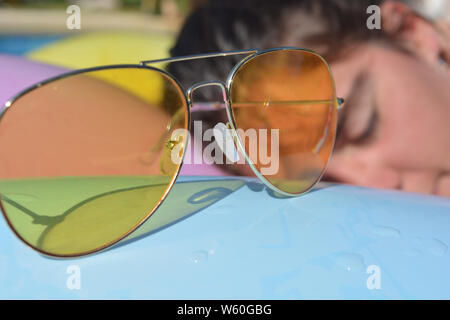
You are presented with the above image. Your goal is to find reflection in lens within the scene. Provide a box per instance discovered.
[0,66,187,256]
[230,49,338,195]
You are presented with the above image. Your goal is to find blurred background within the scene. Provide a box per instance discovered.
[0,0,448,67]
[0,0,208,70]
[0,0,193,34]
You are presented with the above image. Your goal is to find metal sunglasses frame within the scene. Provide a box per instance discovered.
[0,47,344,258]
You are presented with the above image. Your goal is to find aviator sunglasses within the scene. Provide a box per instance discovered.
[0,47,344,257]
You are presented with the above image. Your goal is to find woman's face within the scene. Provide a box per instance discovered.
[325,43,450,197]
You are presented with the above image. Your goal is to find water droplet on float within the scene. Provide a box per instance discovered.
[335,253,365,273]
[372,225,401,238]
[190,251,208,264]
[428,238,448,257]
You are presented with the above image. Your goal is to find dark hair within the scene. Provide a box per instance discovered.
[167,0,388,100]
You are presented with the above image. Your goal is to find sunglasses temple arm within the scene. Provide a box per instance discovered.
[230,98,345,109]
[193,98,344,111]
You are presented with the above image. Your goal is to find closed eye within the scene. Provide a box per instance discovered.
[335,71,378,147]
[350,106,378,145]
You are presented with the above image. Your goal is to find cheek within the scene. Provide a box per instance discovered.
[373,57,450,171]
[326,145,401,189]
[376,95,430,165]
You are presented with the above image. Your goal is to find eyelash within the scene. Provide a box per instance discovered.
[335,102,379,149]
[439,52,449,67]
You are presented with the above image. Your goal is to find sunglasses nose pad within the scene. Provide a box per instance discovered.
[166,139,181,151]
[159,132,186,175]
[139,109,186,169]
[213,122,240,163]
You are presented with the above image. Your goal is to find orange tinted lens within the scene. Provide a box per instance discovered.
[0,66,187,256]
[230,49,337,194]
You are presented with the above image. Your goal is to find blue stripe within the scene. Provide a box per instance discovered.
[0,34,67,55]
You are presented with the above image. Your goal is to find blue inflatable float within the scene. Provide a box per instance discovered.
[0,175,449,299]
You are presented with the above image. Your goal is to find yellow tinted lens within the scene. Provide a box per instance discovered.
[0,66,187,256]
[230,50,337,194]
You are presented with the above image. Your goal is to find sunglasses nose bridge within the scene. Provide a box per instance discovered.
[186,81,230,107]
